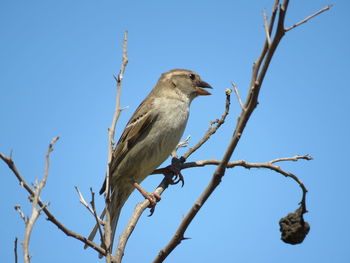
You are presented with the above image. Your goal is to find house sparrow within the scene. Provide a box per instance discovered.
[86,69,212,253]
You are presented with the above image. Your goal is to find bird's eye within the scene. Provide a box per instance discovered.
[188,73,196,80]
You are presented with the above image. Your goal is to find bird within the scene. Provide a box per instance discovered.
[85,69,212,254]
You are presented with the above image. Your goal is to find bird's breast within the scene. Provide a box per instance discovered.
[117,98,190,184]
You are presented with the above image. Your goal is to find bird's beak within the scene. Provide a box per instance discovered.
[196,80,213,96]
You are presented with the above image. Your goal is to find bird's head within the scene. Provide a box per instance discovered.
[156,69,213,102]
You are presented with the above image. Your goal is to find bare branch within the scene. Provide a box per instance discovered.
[14,237,18,263]
[104,30,129,260]
[19,136,58,263]
[14,205,26,222]
[75,186,92,211]
[251,0,279,83]
[1,149,106,256]
[90,188,104,245]
[231,82,244,110]
[270,155,313,164]
[181,155,312,169]
[181,155,311,211]
[263,9,271,47]
[151,153,312,261]
[74,186,104,226]
[106,30,129,198]
[285,5,332,32]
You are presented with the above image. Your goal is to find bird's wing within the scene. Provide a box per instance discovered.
[99,97,158,194]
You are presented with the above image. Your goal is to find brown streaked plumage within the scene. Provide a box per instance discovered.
[85,69,212,254]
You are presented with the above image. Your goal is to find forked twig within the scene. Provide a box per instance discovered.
[0,142,106,256]
[7,137,58,263]
[90,188,104,244]
[22,137,58,263]
[74,186,104,226]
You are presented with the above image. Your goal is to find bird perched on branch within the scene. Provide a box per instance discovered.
[85,69,212,254]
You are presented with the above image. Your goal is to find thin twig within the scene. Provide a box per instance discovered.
[0,151,106,256]
[251,0,279,84]
[106,30,129,198]
[181,155,311,212]
[75,186,93,213]
[20,136,58,263]
[263,9,272,47]
[270,155,312,164]
[90,188,104,245]
[14,237,18,263]
[14,205,26,222]
[231,81,244,110]
[74,186,104,226]
[104,30,129,261]
[181,155,312,169]
[182,89,231,160]
[285,5,332,32]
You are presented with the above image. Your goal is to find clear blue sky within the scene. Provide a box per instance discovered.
[1,0,349,262]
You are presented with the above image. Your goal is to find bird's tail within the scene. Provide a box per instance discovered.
[84,184,133,257]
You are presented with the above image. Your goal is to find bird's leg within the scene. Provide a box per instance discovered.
[133,183,161,216]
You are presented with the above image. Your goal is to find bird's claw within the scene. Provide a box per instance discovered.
[163,165,185,187]
[147,192,161,216]
[134,183,161,216]
[169,172,184,187]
